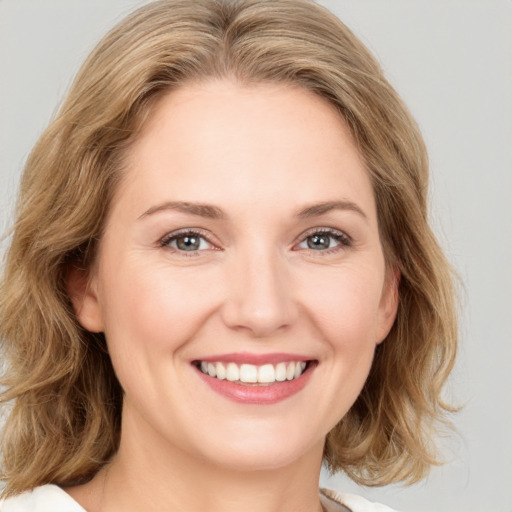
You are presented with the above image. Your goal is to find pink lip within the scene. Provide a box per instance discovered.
[194,360,317,405]
[194,352,311,365]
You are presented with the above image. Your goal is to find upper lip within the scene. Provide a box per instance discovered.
[192,352,315,365]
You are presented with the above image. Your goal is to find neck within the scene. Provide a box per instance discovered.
[109,447,324,512]
[67,407,326,512]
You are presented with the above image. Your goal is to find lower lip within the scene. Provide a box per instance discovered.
[195,365,315,405]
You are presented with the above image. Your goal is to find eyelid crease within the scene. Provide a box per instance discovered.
[296,226,352,244]
[292,227,353,255]
[159,228,218,250]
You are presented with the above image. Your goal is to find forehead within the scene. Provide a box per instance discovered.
[115,80,376,222]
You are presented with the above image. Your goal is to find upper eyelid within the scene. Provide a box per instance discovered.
[292,228,353,255]
[295,226,352,243]
[160,228,216,247]
[162,227,209,238]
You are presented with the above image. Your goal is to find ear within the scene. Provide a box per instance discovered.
[66,264,104,333]
[375,267,400,344]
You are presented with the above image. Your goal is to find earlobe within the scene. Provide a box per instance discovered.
[376,268,400,344]
[66,264,104,333]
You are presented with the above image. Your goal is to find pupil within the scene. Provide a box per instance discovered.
[307,234,330,250]
[177,235,199,251]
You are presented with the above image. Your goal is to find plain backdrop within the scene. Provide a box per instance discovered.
[1,1,511,511]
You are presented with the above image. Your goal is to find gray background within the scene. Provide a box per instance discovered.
[1,1,511,511]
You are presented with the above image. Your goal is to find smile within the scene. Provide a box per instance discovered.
[197,361,308,385]
[193,356,317,404]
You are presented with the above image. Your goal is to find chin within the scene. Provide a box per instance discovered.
[191,425,322,473]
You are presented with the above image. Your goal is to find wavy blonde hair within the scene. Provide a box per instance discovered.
[0,0,457,496]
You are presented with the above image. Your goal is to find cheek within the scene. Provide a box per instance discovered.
[303,265,385,349]
[301,266,385,424]
[99,260,220,358]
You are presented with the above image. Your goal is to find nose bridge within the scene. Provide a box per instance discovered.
[221,241,297,337]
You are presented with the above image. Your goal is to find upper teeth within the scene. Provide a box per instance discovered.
[199,361,307,384]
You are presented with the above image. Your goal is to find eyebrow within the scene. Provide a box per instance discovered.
[139,201,226,220]
[296,200,368,221]
[139,199,367,222]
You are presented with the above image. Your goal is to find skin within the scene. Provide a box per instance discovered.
[67,80,398,512]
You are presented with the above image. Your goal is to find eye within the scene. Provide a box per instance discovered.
[160,230,213,252]
[296,229,351,252]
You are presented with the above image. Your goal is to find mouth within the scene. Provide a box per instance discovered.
[193,360,313,385]
[192,356,317,404]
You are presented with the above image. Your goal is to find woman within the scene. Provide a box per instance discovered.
[0,1,458,511]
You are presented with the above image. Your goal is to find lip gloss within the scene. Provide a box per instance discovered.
[194,361,315,405]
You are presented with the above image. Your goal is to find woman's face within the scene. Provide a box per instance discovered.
[72,81,398,472]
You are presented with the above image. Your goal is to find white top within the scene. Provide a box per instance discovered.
[0,484,400,512]
[0,485,85,512]
[321,488,400,512]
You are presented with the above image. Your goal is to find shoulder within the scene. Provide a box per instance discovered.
[2,485,401,512]
[320,488,402,512]
[0,484,86,512]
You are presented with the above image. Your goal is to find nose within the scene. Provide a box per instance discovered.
[220,248,299,338]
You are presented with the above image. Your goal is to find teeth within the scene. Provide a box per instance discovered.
[226,362,239,382]
[275,362,287,381]
[258,364,275,383]
[239,364,258,383]
[198,360,309,384]
[216,362,226,380]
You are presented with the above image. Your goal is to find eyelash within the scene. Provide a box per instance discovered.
[295,228,352,254]
[159,228,352,255]
[159,229,216,256]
